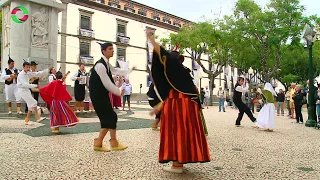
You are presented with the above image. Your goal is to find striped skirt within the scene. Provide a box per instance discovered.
[159,89,211,164]
[50,100,78,128]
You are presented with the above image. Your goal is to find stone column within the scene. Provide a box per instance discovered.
[60,0,69,74]
[0,0,65,73]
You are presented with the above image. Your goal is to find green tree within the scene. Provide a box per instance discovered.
[232,0,308,82]
[276,41,320,85]
[161,20,234,104]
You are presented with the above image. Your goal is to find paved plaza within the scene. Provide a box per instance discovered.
[0,104,320,179]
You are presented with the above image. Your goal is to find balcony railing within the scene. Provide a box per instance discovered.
[116,34,130,44]
[79,55,94,65]
[79,28,95,38]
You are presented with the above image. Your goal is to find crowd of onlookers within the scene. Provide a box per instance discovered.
[199,80,320,124]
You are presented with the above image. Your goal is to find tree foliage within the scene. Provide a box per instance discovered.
[231,0,311,82]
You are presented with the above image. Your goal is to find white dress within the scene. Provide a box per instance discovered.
[256,103,275,129]
[256,83,277,129]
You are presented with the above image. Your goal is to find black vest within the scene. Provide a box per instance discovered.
[89,58,114,94]
[74,70,86,88]
[5,68,18,85]
[233,83,243,103]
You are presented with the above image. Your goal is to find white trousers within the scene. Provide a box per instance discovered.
[5,84,23,103]
[18,88,37,112]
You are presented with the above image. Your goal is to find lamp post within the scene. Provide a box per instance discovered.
[303,24,317,127]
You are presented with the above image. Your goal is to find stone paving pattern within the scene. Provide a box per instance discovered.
[0,104,320,179]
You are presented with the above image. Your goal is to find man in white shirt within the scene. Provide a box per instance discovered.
[1,57,23,114]
[71,64,87,113]
[233,76,256,127]
[121,79,132,111]
[217,87,226,112]
[89,42,135,152]
[17,61,49,125]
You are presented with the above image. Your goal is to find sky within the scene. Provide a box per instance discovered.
[134,0,319,22]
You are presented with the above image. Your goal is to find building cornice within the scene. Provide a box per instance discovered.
[122,0,192,23]
[73,0,181,32]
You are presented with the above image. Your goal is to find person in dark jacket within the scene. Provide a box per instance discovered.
[276,89,285,116]
[292,85,305,124]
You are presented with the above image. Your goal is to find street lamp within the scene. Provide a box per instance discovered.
[302,24,317,127]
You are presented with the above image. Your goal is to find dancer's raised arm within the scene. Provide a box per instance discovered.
[146,29,160,55]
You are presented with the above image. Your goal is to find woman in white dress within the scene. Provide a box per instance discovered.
[255,83,277,132]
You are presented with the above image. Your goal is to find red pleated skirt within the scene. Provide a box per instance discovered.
[159,89,211,164]
[112,94,122,107]
[109,92,114,107]
[50,100,78,128]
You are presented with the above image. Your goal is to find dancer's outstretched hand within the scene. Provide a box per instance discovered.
[149,107,160,116]
[146,29,154,38]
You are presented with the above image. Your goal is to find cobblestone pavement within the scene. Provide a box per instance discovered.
[0,104,320,179]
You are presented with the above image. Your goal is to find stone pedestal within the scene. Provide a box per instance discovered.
[0,0,65,72]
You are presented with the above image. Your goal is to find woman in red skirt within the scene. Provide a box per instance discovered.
[40,71,78,133]
[112,76,122,109]
[147,30,210,173]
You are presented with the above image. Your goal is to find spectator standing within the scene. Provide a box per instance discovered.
[121,79,132,111]
[277,89,285,116]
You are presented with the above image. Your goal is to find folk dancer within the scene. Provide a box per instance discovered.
[254,83,277,132]
[40,70,78,133]
[147,82,161,130]
[147,30,210,173]
[46,67,58,111]
[177,49,208,135]
[48,67,57,83]
[233,76,256,127]
[25,61,40,113]
[86,72,95,112]
[112,76,122,109]
[1,57,23,114]
[90,42,135,152]
[17,61,48,125]
[71,64,87,113]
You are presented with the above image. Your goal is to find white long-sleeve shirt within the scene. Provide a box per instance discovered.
[235,84,249,93]
[17,69,49,89]
[1,68,19,84]
[71,70,86,81]
[204,88,210,98]
[94,56,132,96]
[48,74,56,83]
